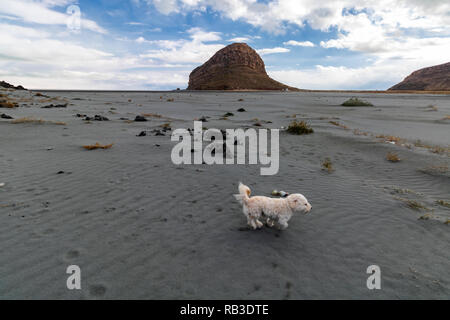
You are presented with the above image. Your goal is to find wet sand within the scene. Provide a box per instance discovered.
[0,88,449,299]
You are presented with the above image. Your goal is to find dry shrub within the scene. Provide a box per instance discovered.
[425,104,438,112]
[414,140,450,155]
[321,158,334,173]
[395,197,429,211]
[82,143,114,150]
[329,121,349,129]
[436,200,450,208]
[386,152,401,162]
[160,122,171,129]
[287,120,314,135]
[0,99,18,108]
[11,117,66,125]
[167,98,174,102]
[353,129,369,136]
[342,97,373,107]
[141,113,162,118]
[376,134,405,144]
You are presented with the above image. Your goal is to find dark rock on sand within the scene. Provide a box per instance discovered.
[237,108,246,112]
[151,129,165,136]
[84,115,109,121]
[134,115,147,122]
[94,115,109,121]
[1,113,13,119]
[42,103,68,109]
[187,43,298,91]
[0,81,27,90]
[389,62,450,91]
[137,131,147,137]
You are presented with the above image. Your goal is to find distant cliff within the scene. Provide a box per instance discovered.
[389,62,450,91]
[187,43,298,91]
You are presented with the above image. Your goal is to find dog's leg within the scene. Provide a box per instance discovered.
[278,217,289,230]
[255,219,264,229]
[248,217,258,230]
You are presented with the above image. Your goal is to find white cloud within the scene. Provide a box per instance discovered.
[257,47,290,55]
[227,37,250,42]
[136,36,147,43]
[284,40,315,47]
[140,28,224,64]
[0,0,107,34]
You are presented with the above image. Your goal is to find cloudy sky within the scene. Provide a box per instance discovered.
[1,0,449,90]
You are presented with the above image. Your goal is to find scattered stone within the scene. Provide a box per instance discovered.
[84,115,109,121]
[199,116,208,122]
[57,171,65,174]
[94,115,109,121]
[134,115,147,122]
[41,103,68,109]
[0,183,5,187]
[223,112,234,117]
[1,113,13,119]
[237,108,246,112]
[153,129,165,136]
[76,114,87,118]
[137,131,147,137]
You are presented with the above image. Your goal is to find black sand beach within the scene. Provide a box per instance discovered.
[0,89,449,299]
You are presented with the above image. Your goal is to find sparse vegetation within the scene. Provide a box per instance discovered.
[425,104,438,112]
[329,121,349,130]
[321,158,334,173]
[386,152,401,162]
[418,164,448,176]
[167,98,174,102]
[352,129,369,136]
[82,143,114,150]
[395,197,429,211]
[436,200,450,208]
[287,120,314,135]
[11,117,66,125]
[141,113,162,118]
[418,213,434,220]
[0,100,18,108]
[376,134,404,144]
[414,140,450,155]
[341,97,373,107]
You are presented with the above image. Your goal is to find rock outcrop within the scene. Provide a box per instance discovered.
[0,81,27,90]
[187,43,297,91]
[389,62,450,91]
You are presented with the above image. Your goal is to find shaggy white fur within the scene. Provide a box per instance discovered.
[234,182,311,230]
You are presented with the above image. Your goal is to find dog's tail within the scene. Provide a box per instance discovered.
[234,182,251,205]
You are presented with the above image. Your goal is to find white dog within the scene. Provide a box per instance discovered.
[234,182,312,230]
